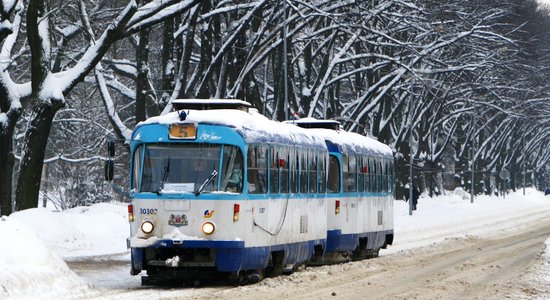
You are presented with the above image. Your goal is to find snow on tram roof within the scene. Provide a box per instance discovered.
[322,128,393,157]
[171,99,251,111]
[138,100,392,156]
[137,108,327,149]
[286,118,392,157]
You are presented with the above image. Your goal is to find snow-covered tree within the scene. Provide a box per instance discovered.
[0,0,201,214]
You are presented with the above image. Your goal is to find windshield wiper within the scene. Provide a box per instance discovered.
[157,157,171,194]
[195,169,218,196]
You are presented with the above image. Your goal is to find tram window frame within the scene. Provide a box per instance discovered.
[247,145,268,194]
[327,155,340,193]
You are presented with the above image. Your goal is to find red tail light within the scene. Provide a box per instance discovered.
[233,204,240,222]
[128,204,135,222]
[335,200,340,215]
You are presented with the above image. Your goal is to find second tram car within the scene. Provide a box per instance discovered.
[123,99,394,284]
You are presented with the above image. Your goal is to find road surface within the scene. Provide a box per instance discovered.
[68,211,550,299]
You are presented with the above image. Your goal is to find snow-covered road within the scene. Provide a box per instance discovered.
[2,188,550,299]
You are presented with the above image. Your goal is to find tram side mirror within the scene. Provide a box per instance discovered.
[105,141,115,182]
[107,141,115,157]
[105,160,114,182]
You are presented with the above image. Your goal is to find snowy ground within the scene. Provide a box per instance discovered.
[1,188,550,299]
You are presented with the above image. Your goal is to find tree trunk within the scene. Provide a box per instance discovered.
[196,0,213,99]
[135,27,150,123]
[15,101,64,211]
[161,16,175,107]
[0,109,19,215]
[176,7,200,99]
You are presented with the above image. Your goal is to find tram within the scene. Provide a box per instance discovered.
[116,99,394,285]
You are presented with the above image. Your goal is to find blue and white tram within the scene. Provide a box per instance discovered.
[124,99,393,284]
[287,119,394,260]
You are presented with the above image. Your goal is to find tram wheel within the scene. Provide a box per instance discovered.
[266,251,284,277]
[366,248,380,259]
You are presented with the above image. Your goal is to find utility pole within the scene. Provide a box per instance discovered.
[409,138,413,216]
[470,113,475,204]
[408,86,413,216]
[282,0,289,120]
[523,134,526,196]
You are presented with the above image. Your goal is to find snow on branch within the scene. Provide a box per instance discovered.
[53,1,138,94]
[94,66,132,142]
[124,0,201,36]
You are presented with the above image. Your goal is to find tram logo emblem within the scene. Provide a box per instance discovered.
[168,214,188,226]
[204,210,215,218]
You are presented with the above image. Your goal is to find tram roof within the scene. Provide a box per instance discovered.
[171,99,251,112]
[320,129,393,157]
[284,118,341,130]
[286,118,393,157]
[138,100,393,156]
[136,108,328,149]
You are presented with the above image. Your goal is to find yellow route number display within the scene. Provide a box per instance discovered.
[169,124,197,140]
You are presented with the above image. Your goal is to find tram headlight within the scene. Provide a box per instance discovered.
[141,221,155,234]
[201,222,215,235]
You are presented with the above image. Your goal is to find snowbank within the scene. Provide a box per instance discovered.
[0,216,89,299]
[391,187,550,252]
[10,203,128,258]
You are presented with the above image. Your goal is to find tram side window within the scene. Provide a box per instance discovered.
[270,147,279,193]
[280,149,289,193]
[221,146,244,193]
[365,157,372,193]
[318,155,326,193]
[309,151,317,193]
[371,159,378,193]
[358,155,365,192]
[327,155,340,193]
[247,145,267,194]
[388,160,394,193]
[384,160,391,193]
[378,161,386,193]
[343,154,357,192]
[131,145,143,190]
[299,151,308,193]
[290,150,299,193]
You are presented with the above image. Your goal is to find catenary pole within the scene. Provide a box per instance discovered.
[523,134,526,196]
[282,0,289,120]
[409,87,413,216]
[471,113,475,203]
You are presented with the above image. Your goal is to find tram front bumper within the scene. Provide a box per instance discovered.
[128,238,253,274]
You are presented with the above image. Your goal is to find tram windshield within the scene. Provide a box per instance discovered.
[135,144,243,194]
